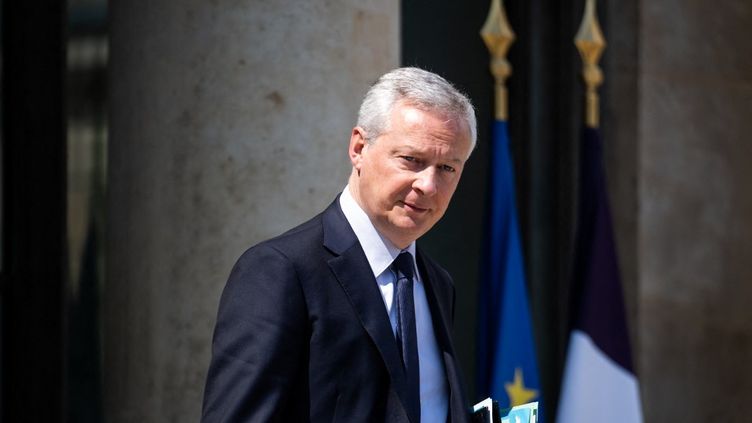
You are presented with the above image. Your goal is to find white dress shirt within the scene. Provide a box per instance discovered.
[340,186,448,423]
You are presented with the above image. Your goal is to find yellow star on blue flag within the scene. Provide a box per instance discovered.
[505,368,538,407]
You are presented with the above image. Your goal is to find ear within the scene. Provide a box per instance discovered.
[348,127,368,170]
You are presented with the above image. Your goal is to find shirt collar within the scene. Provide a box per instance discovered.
[339,185,417,278]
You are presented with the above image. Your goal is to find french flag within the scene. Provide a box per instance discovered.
[556,128,643,423]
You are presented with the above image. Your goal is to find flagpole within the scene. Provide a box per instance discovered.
[479,2,546,420]
[574,0,606,128]
[481,0,515,121]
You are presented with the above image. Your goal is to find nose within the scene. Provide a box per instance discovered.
[413,167,438,197]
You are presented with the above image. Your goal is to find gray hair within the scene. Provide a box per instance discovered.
[356,67,477,150]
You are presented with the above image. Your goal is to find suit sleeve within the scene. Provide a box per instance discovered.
[201,244,308,422]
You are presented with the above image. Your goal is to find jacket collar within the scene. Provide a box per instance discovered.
[322,199,412,416]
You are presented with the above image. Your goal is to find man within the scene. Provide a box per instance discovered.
[202,67,476,422]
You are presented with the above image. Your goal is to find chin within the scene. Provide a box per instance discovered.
[393,222,432,240]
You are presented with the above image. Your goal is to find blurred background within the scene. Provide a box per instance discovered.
[2,0,750,421]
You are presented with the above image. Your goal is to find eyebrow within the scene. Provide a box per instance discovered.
[394,146,465,165]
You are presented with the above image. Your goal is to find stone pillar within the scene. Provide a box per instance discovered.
[638,0,752,420]
[106,1,399,421]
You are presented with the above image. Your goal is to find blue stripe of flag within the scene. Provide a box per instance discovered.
[571,127,634,372]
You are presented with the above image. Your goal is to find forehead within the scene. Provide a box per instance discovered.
[392,101,467,131]
[387,103,472,159]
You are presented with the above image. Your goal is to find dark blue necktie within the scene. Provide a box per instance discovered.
[391,252,420,423]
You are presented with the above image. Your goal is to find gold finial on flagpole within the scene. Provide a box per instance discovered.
[481,0,515,121]
[575,0,606,128]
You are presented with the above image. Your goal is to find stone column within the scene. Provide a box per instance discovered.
[638,0,752,420]
[106,1,399,421]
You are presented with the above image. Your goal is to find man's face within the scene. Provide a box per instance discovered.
[348,102,473,249]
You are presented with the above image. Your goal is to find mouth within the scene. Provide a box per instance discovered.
[400,200,429,213]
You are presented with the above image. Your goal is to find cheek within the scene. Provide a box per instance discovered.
[384,172,413,192]
[437,183,459,206]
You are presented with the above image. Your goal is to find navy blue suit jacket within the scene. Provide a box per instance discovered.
[201,199,470,422]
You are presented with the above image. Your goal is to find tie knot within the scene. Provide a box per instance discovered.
[391,251,414,281]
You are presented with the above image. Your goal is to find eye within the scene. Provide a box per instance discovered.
[399,156,422,168]
[440,164,456,173]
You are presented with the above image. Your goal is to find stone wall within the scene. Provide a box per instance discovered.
[105,1,399,420]
[638,0,752,420]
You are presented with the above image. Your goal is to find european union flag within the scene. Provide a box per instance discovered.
[478,120,544,421]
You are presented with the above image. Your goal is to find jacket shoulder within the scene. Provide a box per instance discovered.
[239,211,326,267]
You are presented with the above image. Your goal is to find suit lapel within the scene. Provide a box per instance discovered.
[417,250,469,423]
[416,249,455,357]
[321,200,411,416]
